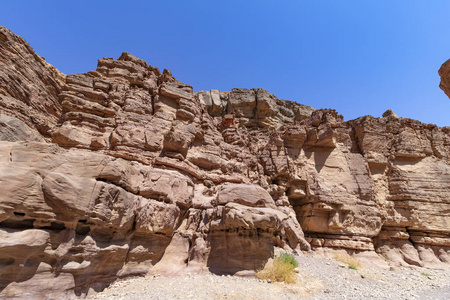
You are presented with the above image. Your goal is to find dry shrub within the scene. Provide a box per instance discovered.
[256,255,298,284]
[332,252,363,268]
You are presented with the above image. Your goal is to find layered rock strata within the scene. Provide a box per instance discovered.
[0,27,64,138]
[0,27,449,298]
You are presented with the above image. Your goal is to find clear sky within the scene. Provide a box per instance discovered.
[3,1,450,126]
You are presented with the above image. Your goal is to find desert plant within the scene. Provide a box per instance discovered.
[333,252,363,269]
[277,252,299,268]
[348,264,358,270]
[420,272,432,277]
[256,253,299,284]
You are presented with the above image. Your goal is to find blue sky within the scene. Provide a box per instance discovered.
[3,1,450,126]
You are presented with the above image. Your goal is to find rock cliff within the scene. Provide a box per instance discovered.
[439,58,450,99]
[0,26,449,299]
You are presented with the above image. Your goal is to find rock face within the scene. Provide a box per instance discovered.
[0,27,449,298]
[0,27,64,139]
[439,58,450,98]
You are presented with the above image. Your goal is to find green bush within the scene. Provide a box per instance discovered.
[348,264,358,270]
[277,253,299,268]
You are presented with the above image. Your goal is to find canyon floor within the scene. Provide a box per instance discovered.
[90,253,450,300]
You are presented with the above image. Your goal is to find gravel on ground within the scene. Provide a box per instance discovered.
[90,253,450,300]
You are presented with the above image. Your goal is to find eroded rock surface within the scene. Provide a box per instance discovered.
[439,58,450,99]
[0,27,449,299]
[0,27,64,138]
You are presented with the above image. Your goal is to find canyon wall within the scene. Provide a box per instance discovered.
[1,26,449,299]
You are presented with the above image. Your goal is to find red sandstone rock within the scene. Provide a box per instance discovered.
[439,58,450,99]
[0,27,64,138]
[0,27,449,298]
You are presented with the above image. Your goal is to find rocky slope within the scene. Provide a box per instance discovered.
[0,26,449,299]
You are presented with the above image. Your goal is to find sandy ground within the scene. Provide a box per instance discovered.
[89,253,450,300]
